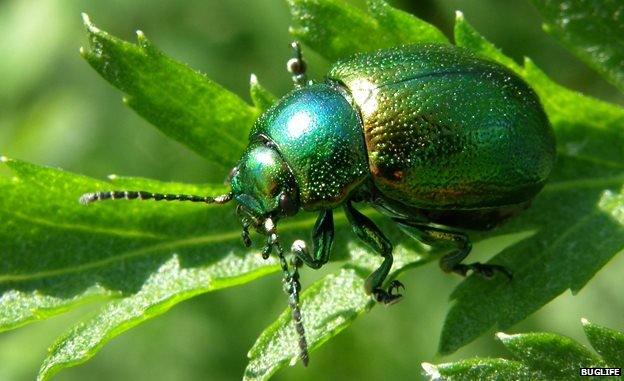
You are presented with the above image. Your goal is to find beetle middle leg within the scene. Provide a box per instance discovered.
[394,219,512,280]
[292,209,334,269]
[344,201,404,305]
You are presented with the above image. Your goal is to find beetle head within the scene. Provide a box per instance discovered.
[230,143,300,224]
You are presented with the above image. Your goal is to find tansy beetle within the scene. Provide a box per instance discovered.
[80,42,556,365]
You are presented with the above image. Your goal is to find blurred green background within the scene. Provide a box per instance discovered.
[1,0,623,380]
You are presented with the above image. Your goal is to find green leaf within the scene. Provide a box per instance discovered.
[244,243,428,381]
[453,11,521,72]
[582,318,624,368]
[426,320,623,380]
[422,359,534,381]
[438,12,624,355]
[496,332,604,380]
[0,157,287,379]
[245,266,372,381]
[37,254,278,381]
[80,13,258,168]
[249,73,278,113]
[530,0,624,94]
[287,0,448,61]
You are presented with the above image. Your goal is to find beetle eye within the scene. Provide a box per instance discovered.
[279,193,298,217]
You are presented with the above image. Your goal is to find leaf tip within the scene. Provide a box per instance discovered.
[36,364,53,381]
[455,10,465,21]
[287,25,304,39]
[81,12,99,34]
[421,362,441,380]
[495,331,514,342]
[136,29,150,48]
[581,317,590,326]
[288,356,299,367]
[0,155,9,163]
[249,73,258,86]
[107,174,118,180]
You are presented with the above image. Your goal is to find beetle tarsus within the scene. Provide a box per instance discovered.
[453,262,513,280]
[388,279,405,294]
[373,281,404,305]
[261,242,272,259]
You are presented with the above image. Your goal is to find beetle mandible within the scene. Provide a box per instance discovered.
[80,42,556,365]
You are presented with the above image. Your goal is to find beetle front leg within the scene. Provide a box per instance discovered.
[344,202,403,305]
[292,209,334,269]
[394,219,512,280]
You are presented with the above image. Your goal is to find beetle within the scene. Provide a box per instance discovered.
[80,42,556,366]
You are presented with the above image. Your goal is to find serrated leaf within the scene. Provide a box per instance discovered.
[0,157,291,378]
[244,243,428,381]
[245,267,372,381]
[530,0,624,94]
[497,332,604,380]
[80,14,258,168]
[426,322,624,380]
[438,13,624,355]
[38,254,278,381]
[582,318,624,369]
[422,358,534,381]
[287,0,448,61]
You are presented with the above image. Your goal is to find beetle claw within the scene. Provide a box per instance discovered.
[455,263,513,281]
[261,244,272,259]
[389,280,405,294]
[372,281,405,306]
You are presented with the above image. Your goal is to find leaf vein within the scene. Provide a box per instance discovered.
[0,214,324,283]
[4,209,166,240]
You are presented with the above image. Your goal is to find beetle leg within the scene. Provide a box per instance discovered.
[394,219,512,280]
[287,41,308,88]
[344,202,403,305]
[292,209,334,269]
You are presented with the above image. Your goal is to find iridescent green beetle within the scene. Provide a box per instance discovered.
[81,43,556,365]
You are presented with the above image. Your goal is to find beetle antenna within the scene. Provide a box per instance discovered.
[287,41,308,88]
[79,190,232,205]
[264,219,309,366]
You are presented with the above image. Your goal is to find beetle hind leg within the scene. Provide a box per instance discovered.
[344,202,404,305]
[395,219,512,280]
